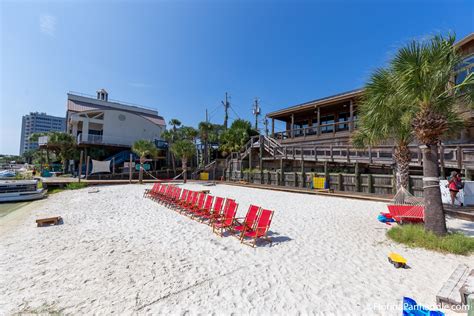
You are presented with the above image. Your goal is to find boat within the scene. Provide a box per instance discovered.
[0,170,16,179]
[0,180,47,202]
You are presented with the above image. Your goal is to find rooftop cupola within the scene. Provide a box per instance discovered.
[96,89,108,101]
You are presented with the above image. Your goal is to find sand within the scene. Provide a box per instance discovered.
[0,183,472,315]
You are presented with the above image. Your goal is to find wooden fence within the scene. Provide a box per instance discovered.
[226,170,424,197]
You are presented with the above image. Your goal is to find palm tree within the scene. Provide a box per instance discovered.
[170,140,196,183]
[167,119,182,175]
[161,130,176,175]
[47,132,77,173]
[132,140,158,184]
[198,121,213,165]
[353,68,413,190]
[168,118,182,132]
[359,34,473,236]
[219,119,257,156]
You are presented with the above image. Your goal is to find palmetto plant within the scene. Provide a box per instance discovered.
[132,139,158,184]
[353,68,413,190]
[355,34,473,236]
[47,132,77,173]
[170,140,196,183]
[219,119,257,156]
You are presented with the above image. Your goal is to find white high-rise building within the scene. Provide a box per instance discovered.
[19,112,66,155]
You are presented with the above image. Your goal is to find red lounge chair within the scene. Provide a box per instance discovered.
[213,200,238,236]
[165,187,181,207]
[186,192,206,216]
[178,191,196,212]
[181,191,200,214]
[149,184,163,200]
[153,184,167,201]
[171,189,188,209]
[193,195,214,220]
[144,183,160,198]
[200,196,225,224]
[240,209,274,247]
[159,185,174,204]
[387,205,424,224]
[231,204,261,237]
[157,185,174,203]
[175,189,191,210]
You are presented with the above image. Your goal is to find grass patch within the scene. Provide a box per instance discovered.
[47,182,87,195]
[387,224,474,255]
[65,182,87,190]
[47,187,65,195]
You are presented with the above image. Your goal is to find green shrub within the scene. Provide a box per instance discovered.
[387,224,474,255]
[65,182,87,190]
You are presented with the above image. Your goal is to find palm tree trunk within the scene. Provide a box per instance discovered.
[182,158,188,183]
[139,157,144,184]
[422,144,447,236]
[171,153,177,176]
[394,144,411,190]
[204,139,209,165]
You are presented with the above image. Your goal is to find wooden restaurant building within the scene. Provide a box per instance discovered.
[225,33,474,196]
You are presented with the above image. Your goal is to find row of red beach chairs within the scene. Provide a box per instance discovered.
[144,183,274,247]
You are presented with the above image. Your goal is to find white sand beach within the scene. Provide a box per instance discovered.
[1,183,473,315]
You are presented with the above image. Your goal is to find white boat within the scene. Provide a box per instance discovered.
[0,180,46,202]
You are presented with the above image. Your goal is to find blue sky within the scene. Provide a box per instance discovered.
[1,0,472,155]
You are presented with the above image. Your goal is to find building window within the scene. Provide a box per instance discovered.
[320,115,335,133]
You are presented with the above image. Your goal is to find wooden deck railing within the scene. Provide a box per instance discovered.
[273,120,357,140]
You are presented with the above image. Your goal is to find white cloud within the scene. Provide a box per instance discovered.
[40,14,56,36]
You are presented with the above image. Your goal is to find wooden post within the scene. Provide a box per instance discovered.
[338,173,343,191]
[457,146,462,169]
[112,157,115,176]
[248,145,252,171]
[439,145,445,178]
[368,146,373,164]
[418,147,423,165]
[279,158,284,186]
[349,99,354,132]
[392,166,397,194]
[271,118,275,137]
[354,162,361,192]
[317,107,321,136]
[129,154,132,183]
[78,150,83,183]
[408,175,413,194]
[85,156,90,180]
[259,135,264,184]
[367,174,373,194]
[290,114,295,139]
[213,162,217,182]
[314,146,318,162]
[330,145,334,162]
[301,149,305,187]
[324,161,329,185]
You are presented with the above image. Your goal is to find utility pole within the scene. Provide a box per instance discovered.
[263,116,269,136]
[252,98,261,131]
[204,108,209,165]
[222,93,230,129]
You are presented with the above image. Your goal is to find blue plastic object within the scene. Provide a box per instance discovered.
[403,297,444,316]
[377,214,395,224]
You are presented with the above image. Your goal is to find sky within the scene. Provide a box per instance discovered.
[0,0,473,155]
